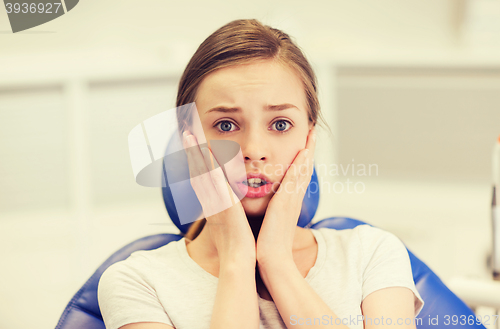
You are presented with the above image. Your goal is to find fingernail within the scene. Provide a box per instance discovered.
[304,149,309,156]
[183,132,195,147]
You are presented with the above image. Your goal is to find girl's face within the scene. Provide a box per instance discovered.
[193,59,313,217]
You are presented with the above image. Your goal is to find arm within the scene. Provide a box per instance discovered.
[115,260,259,329]
[210,259,259,329]
[357,225,423,329]
[97,259,176,329]
[254,126,420,328]
[361,287,417,329]
[256,127,345,328]
[100,131,260,329]
[183,131,260,328]
[259,258,417,329]
[258,257,350,329]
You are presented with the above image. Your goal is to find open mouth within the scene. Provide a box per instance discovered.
[241,178,269,188]
[236,177,273,198]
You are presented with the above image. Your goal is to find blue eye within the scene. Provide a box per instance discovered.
[219,121,232,132]
[214,120,237,134]
[214,119,293,135]
[272,120,292,133]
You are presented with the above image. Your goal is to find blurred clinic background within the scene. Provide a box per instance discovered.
[1,0,500,328]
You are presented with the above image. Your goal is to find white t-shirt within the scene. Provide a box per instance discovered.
[98,225,424,329]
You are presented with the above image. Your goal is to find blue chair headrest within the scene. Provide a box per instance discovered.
[162,132,320,234]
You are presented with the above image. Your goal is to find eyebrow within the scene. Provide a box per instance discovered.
[205,103,299,114]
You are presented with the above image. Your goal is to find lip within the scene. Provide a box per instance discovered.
[241,172,272,184]
[234,172,275,198]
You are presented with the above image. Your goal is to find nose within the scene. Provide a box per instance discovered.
[241,128,267,164]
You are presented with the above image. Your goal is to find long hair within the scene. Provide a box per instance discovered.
[176,18,330,240]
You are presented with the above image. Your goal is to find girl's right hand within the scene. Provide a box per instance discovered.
[182,130,256,266]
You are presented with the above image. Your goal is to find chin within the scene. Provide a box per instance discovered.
[241,196,271,217]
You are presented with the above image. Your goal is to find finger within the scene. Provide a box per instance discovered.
[306,126,317,152]
[183,131,217,202]
[185,138,225,217]
[183,131,207,178]
[302,127,316,178]
[275,157,305,199]
[182,131,200,177]
[206,147,239,206]
[296,149,312,192]
[184,133,238,216]
[276,134,315,199]
[201,145,225,195]
[290,127,316,181]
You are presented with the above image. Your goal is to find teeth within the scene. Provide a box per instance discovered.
[248,178,262,184]
[242,178,267,187]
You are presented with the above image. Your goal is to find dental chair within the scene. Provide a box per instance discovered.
[55,136,486,329]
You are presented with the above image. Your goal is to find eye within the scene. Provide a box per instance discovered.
[272,119,293,134]
[214,120,238,134]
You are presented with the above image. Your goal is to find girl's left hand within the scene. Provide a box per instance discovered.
[256,127,317,266]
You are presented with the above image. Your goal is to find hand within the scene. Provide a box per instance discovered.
[256,127,317,266]
[182,130,256,265]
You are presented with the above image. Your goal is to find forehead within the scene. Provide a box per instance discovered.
[195,60,307,113]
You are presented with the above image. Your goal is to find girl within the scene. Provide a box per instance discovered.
[98,18,424,329]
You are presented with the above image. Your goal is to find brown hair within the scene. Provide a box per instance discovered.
[176,18,331,241]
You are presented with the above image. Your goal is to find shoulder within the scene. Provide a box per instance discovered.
[311,225,410,270]
[354,224,408,258]
[311,225,361,240]
[98,250,153,297]
[353,226,425,316]
[99,240,181,291]
[310,225,379,248]
[97,244,178,329]
[355,224,400,241]
[353,225,414,288]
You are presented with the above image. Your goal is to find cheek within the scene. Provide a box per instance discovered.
[279,139,303,163]
[274,149,302,179]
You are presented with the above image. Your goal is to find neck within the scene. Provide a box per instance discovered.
[189,213,266,260]
[246,214,265,241]
[189,215,310,261]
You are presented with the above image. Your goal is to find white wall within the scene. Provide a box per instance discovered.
[1,1,500,328]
